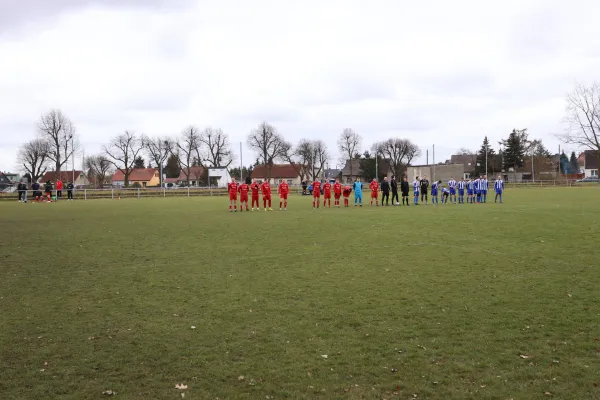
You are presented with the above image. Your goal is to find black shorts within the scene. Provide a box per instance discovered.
[401,191,409,197]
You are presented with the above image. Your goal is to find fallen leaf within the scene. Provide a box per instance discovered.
[44,361,48,366]
[39,369,45,372]
[181,393,185,399]
[519,355,530,359]
[567,293,572,297]
[238,375,245,381]
[190,326,196,330]
[544,392,552,396]
[321,354,328,359]
[102,390,117,396]
[175,383,188,390]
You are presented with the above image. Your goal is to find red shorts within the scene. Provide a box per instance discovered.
[334,193,341,199]
[280,193,288,200]
[324,192,331,199]
[240,195,248,202]
[343,194,350,198]
[371,191,378,198]
[229,193,237,201]
[313,192,320,198]
[263,194,271,200]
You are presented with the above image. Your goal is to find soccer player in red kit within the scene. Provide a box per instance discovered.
[323,181,332,208]
[250,179,260,210]
[228,178,239,212]
[369,178,379,206]
[312,179,321,209]
[342,185,352,207]
[261,180,273,211]
[278,180,290,210]
[238,180,250,211]
[333,178,342,208]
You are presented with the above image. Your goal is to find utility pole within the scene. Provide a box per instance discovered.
[240,142,243,182]
[432,144,436,182]
[485,140,488,178]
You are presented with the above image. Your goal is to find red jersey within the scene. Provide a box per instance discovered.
[238,183,250,196]
[323,182,332,194]
[278,182,289,195]
[261,182,271,195]
[369,181,379,192]
[343,185,352,197]
[333,182,342,195]
[312,181,321,193]
[250,182,260,197]
[56,180,63,190]
[228,182,238,194]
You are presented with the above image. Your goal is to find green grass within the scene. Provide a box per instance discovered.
[1,189,599,399]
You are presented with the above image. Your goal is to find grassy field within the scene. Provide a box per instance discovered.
[1,188,599,399]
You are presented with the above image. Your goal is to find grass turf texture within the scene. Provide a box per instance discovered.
[1,189,599,400]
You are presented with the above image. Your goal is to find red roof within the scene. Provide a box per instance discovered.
[163,177,179,183]
[112,168,158,182]
[40,170,84,183]
[251,164,302,179]
[178,166,205,181]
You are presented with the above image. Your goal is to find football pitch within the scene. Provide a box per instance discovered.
[1,188,599,399]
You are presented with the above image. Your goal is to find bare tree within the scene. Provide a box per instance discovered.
[337,128,362,177]
[558,83,600,173]
[38,109,77,174]
[18,139,49,182]
[310,140,329,180]
[85,155,112,188]
[282,139,311,183]
[247,122,290,180]
[142,135,171,186]
[103,131,143,187]
[376,138,420,177]
[198,127,233,167]
[172,125,201,186]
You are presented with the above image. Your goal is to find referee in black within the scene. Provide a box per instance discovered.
[420,176,430,205]
[381,176,390,206]
[391,175,399,205]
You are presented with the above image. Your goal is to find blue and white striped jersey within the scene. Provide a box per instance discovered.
[494,179,504,191]
[466,181,473,190]
[448,179,457,188]
[473,179,480,190]
[457,181,465,190]
[481,179,489,190]
[431,181,439,192]
[412,180,420,191]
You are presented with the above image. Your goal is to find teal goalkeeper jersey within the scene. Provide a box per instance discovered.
[353,181,363,194]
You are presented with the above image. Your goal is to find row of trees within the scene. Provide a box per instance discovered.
[17,110,235,187]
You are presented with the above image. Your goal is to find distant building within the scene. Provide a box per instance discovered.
[450,154,477,177]
[340,159,361,183]
[583,150,598,178]
[39,171,89,186]
[178,166,206,186]
[112,168,160,187]
[0,172,12,190]
[251,164,303,185]
[323,169,341,180]
[406,164,465,183]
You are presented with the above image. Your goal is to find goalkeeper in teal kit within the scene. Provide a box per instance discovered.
[353,179,363,207]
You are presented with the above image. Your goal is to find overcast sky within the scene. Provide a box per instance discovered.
[1,0,599,173]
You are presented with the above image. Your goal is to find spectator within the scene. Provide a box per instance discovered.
[67,181,74,201]
[56,178,64,199]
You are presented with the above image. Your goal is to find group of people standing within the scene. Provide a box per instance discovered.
[16,179,75,203]
[348,174,505,207]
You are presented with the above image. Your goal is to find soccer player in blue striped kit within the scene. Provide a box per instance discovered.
[447,177,457,204]
[473,176,481,203]
[457,178,466,204]
[466,178,474,203]
[412,177,420,205]
[481,175,489,203]
[494,175,504,203]
[430,180,440,204]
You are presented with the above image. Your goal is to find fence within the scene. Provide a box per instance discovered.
[1,181,598,202]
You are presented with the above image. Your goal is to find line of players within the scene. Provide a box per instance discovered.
[225,174,506,211]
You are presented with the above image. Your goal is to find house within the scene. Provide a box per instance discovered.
[341,159,362,183]
[251,164,303,185]
[39,171,90,186]
[406,164,465,183]
[2,172,20,183]
[450,154,477,177]
[323,169,341,180]
[503,157,558,182]
[583,150,599,178]
[178,166,206,186]
[0,172,12,190]
[112,168,160,187]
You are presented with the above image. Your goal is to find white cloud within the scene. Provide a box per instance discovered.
[1,0,600,173]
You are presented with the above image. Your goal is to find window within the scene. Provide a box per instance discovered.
[592,170,598,177]
[287,180,292,184]
[142,182,147,188]
[279,179,283,183]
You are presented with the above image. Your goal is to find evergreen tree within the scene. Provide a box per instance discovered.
[475,136,497,176]
[359,151,375,181]
[134,156,145,169]
[164,154,180,178]
[568,151,579,174]
[501,129,527,171]
[559,152,569,174]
